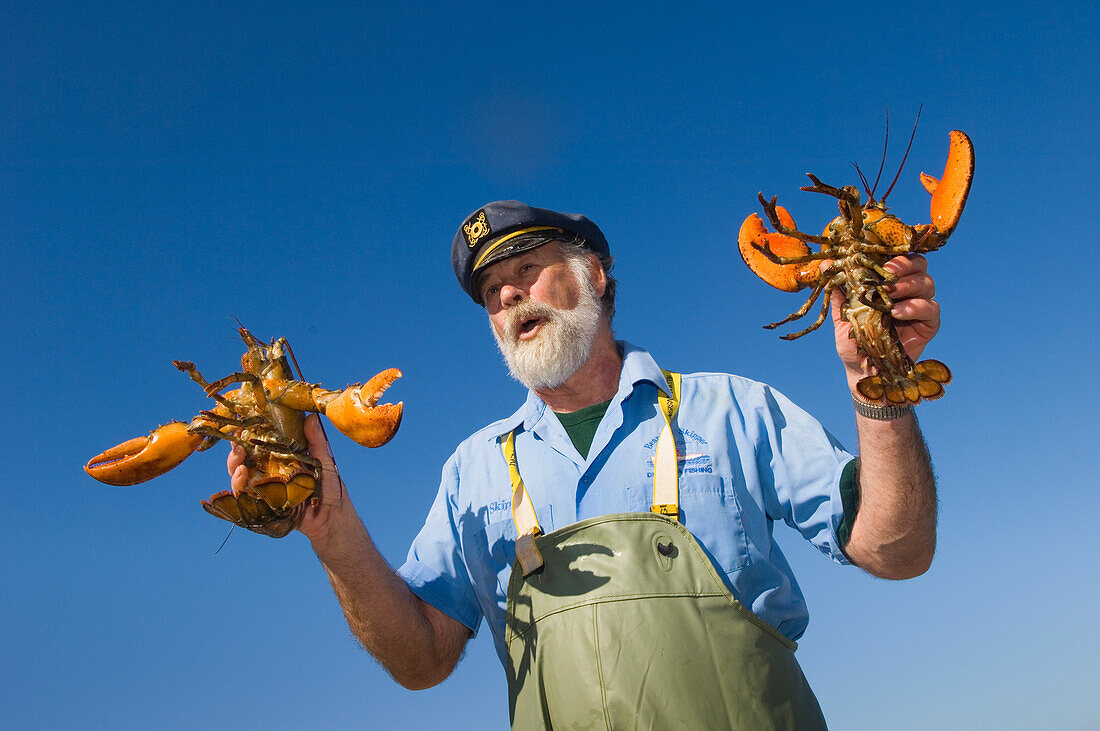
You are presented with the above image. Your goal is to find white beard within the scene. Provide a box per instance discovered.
[491,256,603,391]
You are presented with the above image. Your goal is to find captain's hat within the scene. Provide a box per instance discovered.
[451,200,609,303]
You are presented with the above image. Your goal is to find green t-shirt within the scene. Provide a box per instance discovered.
[555,399,612,459]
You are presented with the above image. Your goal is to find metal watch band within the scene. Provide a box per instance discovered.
[851,394,913,421]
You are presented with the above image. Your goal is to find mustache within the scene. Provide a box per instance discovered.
[503,299,557,343]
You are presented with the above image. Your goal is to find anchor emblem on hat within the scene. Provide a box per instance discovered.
[463,210,490,248]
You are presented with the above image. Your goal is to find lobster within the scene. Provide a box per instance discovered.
[738,125,974,405]
[84,327,403,537]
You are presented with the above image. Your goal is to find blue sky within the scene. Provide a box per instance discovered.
[3,1,1097,728]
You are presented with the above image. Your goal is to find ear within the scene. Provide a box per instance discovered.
[586,253,607,298]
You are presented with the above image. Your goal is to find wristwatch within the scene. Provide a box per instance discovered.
[851,394,913,421]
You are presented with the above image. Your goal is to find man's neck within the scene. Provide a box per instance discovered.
[534,326,621,413]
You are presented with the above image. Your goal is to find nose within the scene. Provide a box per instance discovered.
[499,283,524,307]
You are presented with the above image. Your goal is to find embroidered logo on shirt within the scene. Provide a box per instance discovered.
[644,430,714,478]
[488,498,511,519]
[646,451,714,478]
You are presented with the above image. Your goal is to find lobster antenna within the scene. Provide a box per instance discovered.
[869,108,890,201]
[881,104,923,203]
[285,337,307,382]
[853,162,872,198]
[232,315,246,337]
[232,316,263,349]
[214,525,235,555]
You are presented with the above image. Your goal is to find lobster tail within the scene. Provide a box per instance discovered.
[856,359,953,405]
[202,490,302,538]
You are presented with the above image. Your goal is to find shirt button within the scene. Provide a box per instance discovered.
[581,475,591,485]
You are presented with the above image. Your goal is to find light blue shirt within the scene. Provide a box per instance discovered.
[398,342,854,666]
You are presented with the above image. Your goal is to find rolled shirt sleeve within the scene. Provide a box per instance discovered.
[397,454,484,634]
[755,384,854,566]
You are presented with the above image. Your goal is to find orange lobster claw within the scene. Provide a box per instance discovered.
[323,368,404,448]
[738,207,821,292]
[920,130,974,237]
[84,422,204,486]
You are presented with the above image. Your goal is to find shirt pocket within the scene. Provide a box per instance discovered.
[677,472,751,573]
[468,504,554,603]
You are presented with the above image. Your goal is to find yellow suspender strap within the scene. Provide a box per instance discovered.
[651,370,682,520]
[502,430,544,575]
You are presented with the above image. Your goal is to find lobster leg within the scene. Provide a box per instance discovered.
[174,361,253,414]
[186,423,259,454]
[799,175,861,205]
[779,278,841,341]
[852,253,898,284]
[194,411,268,432]
[202,372,262,397]
[185,420,319,469]
[245,437,320,466]
[857,286,894,313]
[753,244,837,266]
[764,265,839,330]
[759,194,833,245]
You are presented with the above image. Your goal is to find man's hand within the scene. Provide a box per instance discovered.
[227,415,347,543]
[830,253,941,393]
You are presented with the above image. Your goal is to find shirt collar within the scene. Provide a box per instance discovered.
[486,340,669,439]
[618,340,671,397]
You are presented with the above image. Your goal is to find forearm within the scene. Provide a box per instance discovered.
[823,254,941,577]
[310,505,467,689]
[844,405,937,579]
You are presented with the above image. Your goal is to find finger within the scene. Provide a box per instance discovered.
[886,271,936,301]
[304,415,342,491]
[304,414,335,463]
[890,297,941,328]
[227,443,246,475]
[883,253,928,278]
[828,286,846,324]
[230,463,249,496]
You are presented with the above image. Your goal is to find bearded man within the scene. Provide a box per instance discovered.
[228,201,940,729]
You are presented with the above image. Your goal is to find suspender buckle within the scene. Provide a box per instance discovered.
[651,503,680,519]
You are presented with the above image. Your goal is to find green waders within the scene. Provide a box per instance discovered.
[500,372,827,729]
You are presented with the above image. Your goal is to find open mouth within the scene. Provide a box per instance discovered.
[516,316,544,341]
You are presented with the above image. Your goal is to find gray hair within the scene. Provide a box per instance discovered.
[558,236,617,322]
